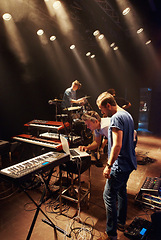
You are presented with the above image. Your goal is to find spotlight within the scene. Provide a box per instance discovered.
[53,1,61,9]
[113,46,118,51]
[86,52,91,57]
[122,7,130,16]
[70,44,75,49]
[110,42,115,48]
[50,35,56,41]
[37,29,44,36]
[2,13,12,21]
[137,28,144,34]
[93,30,100,36]
[91,54,95,58]
[145,40,152,45]
[98,34,104,40]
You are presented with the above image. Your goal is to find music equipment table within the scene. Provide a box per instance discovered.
[13,134,63,151]
[24,119,70,132]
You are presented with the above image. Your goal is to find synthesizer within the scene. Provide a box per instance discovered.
[39,132,81,142]
[13,134,62,151]
[0,151,69,183]
[141,177,161,195]
[24,120,70,132]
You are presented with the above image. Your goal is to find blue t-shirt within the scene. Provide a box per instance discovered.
[62,87,76,108]
[108,111,137,172]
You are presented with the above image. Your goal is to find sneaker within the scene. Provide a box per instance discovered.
[97,232,118,240]
[117,223,126,231]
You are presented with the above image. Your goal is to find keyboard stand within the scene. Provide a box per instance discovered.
[22,173,71,240]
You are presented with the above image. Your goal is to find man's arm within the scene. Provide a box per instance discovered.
[79,135,102,152]
[103,128,123,178]
[122,102,131,109]
[71,97,85,105]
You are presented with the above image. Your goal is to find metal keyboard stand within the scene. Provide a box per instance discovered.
[22,173,71,240]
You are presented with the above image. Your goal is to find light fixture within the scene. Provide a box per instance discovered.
[91,54,95,58]
[2,13,12,21]
[93,30,100,36]
[70,45,75,49]
[122,7,130,16]
[50,36,56,41]
[145,40,152,45]
[113,46,119,51]
[37,29,44,36]
[110,42,115,48]
[53,1,61,9]
[137,28,144,34]
[98,34,104,40]
[86,52,91,57]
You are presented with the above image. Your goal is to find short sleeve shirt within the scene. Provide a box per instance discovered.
[108,111,137,172]
[62,87,76,108]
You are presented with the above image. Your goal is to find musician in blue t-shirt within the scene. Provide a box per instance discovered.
[61,80,85,109]
[96,92,137,240]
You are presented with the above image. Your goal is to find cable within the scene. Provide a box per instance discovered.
[68,216,94,240]
[0,187,19,200]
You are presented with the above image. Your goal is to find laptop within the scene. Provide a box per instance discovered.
[60,135,89,160]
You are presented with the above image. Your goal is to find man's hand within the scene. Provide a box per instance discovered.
[103,166,111,179]
[79,146,88,151]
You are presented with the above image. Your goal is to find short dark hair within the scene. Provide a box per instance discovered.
[96,92,117,107]
[81,111,101,122]
[107,88,116,96]
[72,80,82,89]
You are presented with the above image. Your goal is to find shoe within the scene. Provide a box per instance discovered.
[97,232,118,240]
[117,223,126,231]
[95,161,103,167]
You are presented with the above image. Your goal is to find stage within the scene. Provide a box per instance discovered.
[0,131,161,240]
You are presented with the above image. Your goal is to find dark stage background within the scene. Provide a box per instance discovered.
[0,0,161,140]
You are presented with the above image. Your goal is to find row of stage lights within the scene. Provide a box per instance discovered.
[2,3,152,60]
[2,13,117,59]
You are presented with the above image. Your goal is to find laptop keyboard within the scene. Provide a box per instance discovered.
[70,149,79,156]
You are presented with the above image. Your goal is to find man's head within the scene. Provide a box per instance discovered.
[96,92,117,117]
[81,111,101,131]
[72,80,82,91]
[107,88,116,97]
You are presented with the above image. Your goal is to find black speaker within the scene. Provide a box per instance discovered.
[151,211,161,238]
[0,140,10,169]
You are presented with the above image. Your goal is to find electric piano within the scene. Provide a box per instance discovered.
[24,120,70,132]
[39,132,81,142]
[0,151,71,239]
[12,134,63,151]
[0,151,69,183]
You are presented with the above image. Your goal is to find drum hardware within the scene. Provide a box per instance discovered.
[84,96,91,99]
[63,106,82,111]
[48,98,64,121]
[48,99,63,104]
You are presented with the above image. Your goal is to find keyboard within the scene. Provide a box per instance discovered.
[70,149,79,156]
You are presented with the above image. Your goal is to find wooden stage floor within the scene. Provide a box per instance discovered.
[0,132,161,240]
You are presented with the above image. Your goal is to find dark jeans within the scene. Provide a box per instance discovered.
[103,169,131,237]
